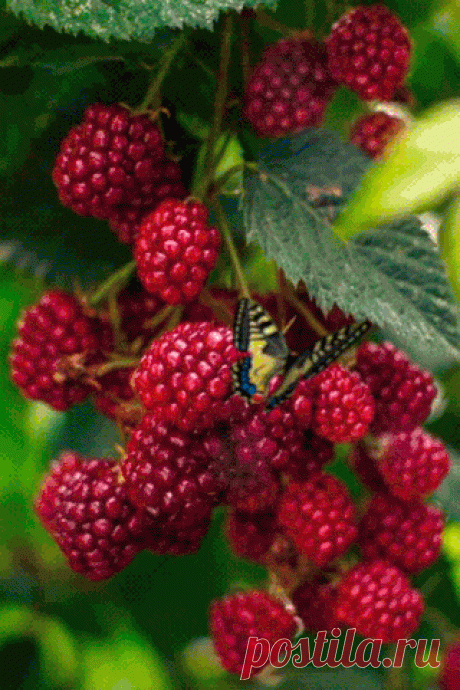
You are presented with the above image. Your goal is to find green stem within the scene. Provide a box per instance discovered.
[93,357,140,377]
[89,260,136,307]
[255,8,293,36]
[197,14,233,200]
[213,200,250,297]
[138,31,189,112]
[209,161,258,197]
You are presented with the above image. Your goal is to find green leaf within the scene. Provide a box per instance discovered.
[243,129,460,361]
[257,669,385,690]
[435,447,460,521]
[432,0,460,57]
[35,616,78,687]
[7,0,276,42]
[440,195,460,305]
[332,102,460,239]
[83,629,173,690]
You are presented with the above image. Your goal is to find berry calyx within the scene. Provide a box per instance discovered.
[210,590,297,677]
[355,340,436,434]
[35,451,153,580]
[311,364,375,443]
[334,559,424,643]
[326,4,411,101]
[132,321,241,432]
[359,493,444,573]
[278,473,357,566]
[135,198,221,304]
[350,111,405,158]
[10,290,101,411]
[244,36,337,138]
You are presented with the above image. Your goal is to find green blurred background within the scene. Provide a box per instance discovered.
[1,0,460,688]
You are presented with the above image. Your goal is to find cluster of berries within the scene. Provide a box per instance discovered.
[244,4,410,157]
[10,275,448,677]
[9,4,450,681]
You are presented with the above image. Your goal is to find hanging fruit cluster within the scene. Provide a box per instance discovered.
[9,3,451,680]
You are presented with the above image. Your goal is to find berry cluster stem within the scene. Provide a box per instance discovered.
[213,199,250,297]
[89,260,136,307]
[138,30,190,113]
[197,13,233,200]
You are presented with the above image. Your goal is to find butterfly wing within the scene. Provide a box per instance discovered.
[266,320,372,409]
[232,298,289,401]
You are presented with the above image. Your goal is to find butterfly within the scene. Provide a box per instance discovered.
[265,319,372,409]
[232,298,289,402]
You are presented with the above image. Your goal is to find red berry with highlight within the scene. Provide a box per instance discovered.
[121,414,223,536]
[210,590,297,677]
[356,341,436,433]
[52,103,165,220]
[108,160,186,244]
[359,493,444,573]
[334,560,424,643]
[378,428,450,501]
[244,36,337,138]
[326,4,411,101]
[35,451,153,580]
[135,198,221,304]
[311,364,375,443]
[133,321,241,432]
[350,111,405,158]
[10,290,101,411]
[278,473,357,566]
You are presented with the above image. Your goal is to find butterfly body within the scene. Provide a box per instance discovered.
[232,298,289,402]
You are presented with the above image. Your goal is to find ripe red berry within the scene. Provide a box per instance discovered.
[350,111,405,158]
[93,368,140,424]
[133,321,241,432]
[325,4,411,101]
[147,518,211,556]
[35,451,153,580]
[135,198,221,305]
[122,414,223,536]
[311,364,375,443]
[244,36,337,138]
[10,290,101,411]
[108,160,186,244]
[334,560,424,643]
[278,473,357,566]
[377,428,450,502]
[359,494,444,574]
[52,103,165,221]
[210,590,297,677]
[440,640,460,690]
[292,577,340,633]
[355,341,436,434]
[225,510,278,562]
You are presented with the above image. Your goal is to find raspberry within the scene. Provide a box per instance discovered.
[108,160,186,244]
[133,321,241,432]
[350,442,387,492]
[325,5,411,101]
[202,408,281,514]
[334,560,424,643]
[121,414,222,532]
[35,451,153,580]
[359,494,444,573]
[135,198,221,304]
[210,590,297,677]
[225,510,278,562]
[278,473,357,566]
[244,36,337,138]
[147,518,211,556]
[377,428,450,501]
[355,341,436,434]
[440,640,460,690]
[350,111,405,158]
[52,103,165,220]
[10,290,101,411]
[292,577,339,633]
[311,364,375,443]
[93,368,140,424]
